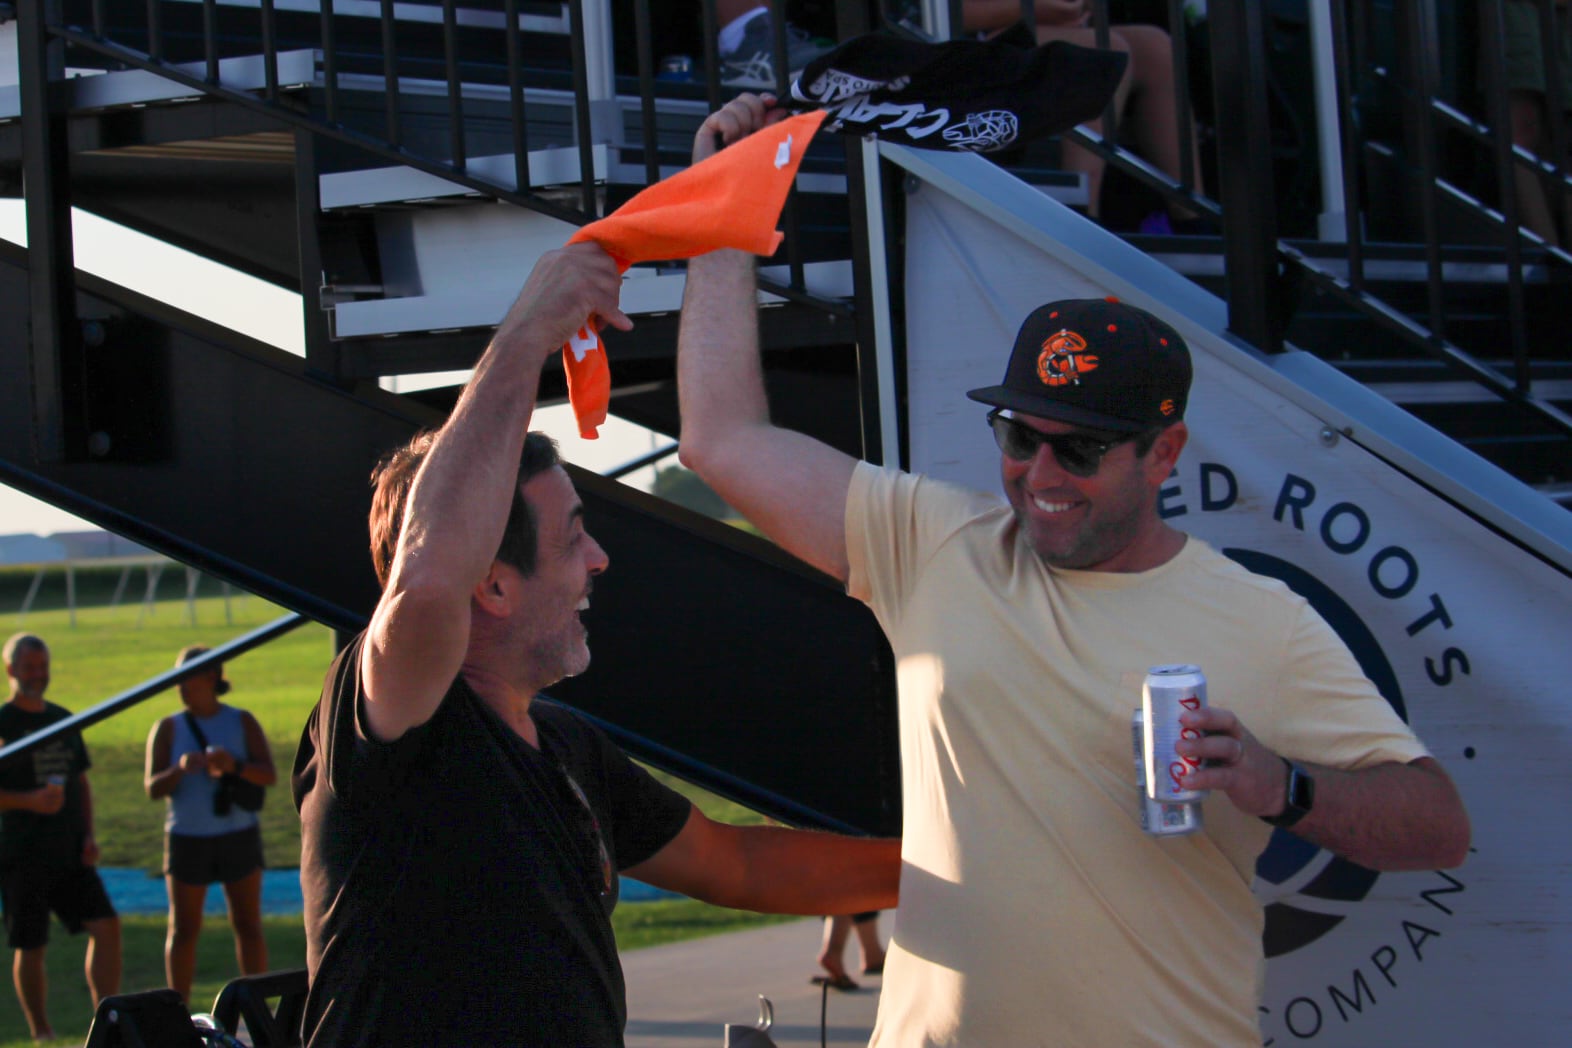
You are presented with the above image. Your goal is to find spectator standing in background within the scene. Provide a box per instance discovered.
[0,632,121,1042]
[145,644,275,1004]
[1497,0,1572,246]
[961,0,1206,227]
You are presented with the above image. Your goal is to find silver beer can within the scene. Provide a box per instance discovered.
[1132,709,1203,836]
[1142,663,1208,804]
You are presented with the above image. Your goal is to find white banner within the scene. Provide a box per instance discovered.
[901,177,1572,1043]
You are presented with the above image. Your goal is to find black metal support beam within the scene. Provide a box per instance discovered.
[844,141,882,466]
[294,129,337,378]
[1207,0,1284,353]
[0,245,900,835]
[0,614,308,766]
[18,0,85,461]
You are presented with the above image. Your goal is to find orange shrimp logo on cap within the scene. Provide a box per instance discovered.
[1036,328,1100,387]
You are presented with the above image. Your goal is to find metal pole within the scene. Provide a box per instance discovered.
[1329,0,1365,287]
[578,0,621,149]
[1479,0,1531,390]
[17,0,85,462]
[443,0,465,170]
[505,0,532,191]
[0,615,310,766]
[294,130,337,378]
[845,138,902,468]
[1206,0,1284,351]
[1399,0,1450,348]
[1308,0,1349,240]
[568,0,600,215]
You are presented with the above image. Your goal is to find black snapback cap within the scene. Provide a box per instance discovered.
[965,297,1191,433]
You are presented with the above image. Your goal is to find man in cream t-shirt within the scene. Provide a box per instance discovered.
[675,94,1473,1046]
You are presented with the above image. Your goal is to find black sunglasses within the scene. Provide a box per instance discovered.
[986,409,1140,478]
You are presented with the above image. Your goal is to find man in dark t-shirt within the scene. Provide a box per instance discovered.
[0,632,121,1042]
[293,244,900,1047]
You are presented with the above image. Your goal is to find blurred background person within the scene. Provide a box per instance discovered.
[1498,0,1572,246]
[0,631,120,1041]
[812,911,885,991]
[962,0,1206,227]
[144,644,276,1004]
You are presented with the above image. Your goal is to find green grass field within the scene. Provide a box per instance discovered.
[0,590,788,1047]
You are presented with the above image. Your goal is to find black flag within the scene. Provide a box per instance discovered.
[789,33,1128,154]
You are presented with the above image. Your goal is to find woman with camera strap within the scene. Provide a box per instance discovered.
[144,644,276,1004]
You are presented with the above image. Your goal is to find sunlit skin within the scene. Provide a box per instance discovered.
[176,666,223,716]
[510,466,610,689]
[1000,413,1189,572]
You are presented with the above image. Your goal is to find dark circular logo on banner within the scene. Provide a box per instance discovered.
[1222,549,1407,959]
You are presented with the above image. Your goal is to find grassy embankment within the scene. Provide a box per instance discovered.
[0,564,792,1047]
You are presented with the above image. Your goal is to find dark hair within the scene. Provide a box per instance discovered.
[369,429,562,588]
[1076,421,1173,460]
[1130,422,1176,459]
[2,632,47,666]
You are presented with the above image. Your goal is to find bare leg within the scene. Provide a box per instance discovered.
[815,916,854,983]
[1116,23,1206,216]
[852,914,885,974]
[83,915,122,1008]
[222,869,269,977]
[1031,25,1135,218]
[13,947,53,1040]
[1510,91,1562,245]
[166,877,207,1003]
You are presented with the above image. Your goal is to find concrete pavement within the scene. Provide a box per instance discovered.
[622,918,882,1048]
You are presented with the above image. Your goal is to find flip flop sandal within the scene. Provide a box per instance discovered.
[810,973,861,992]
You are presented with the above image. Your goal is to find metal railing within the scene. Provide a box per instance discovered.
[13,0,1571,442]
[0,612,308,767]
[1036,0,1572,444]
[19,0,857,333]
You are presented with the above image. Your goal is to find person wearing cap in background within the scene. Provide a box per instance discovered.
[674,93,1472,1048]
[144,644,276,1004]
[0,632,121,1042]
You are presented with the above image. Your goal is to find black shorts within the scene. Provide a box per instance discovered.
[2,862,117,950]
[166,826,265,886]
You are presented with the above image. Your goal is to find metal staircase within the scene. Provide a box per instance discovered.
[0,0,1568,836]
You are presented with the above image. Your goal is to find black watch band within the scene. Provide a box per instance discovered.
[1261,757,1315,828]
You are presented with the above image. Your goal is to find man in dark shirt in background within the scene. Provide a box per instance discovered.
[0,632,121,1042]
[293,244,899,1047]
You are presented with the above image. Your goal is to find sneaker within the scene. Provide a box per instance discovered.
[720,16,835,90]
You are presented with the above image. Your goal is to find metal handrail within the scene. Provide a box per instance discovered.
[25,0,845,311]
[0,612,309,766]
[18,0,1571,444]
[1059,0,1572,442]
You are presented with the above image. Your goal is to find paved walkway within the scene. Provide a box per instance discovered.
[623,918,882,1048]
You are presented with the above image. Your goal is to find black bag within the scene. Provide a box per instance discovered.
[183,712,266,814]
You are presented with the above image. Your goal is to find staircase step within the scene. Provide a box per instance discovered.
[1338,359,1572,399]
[0,49,317,119]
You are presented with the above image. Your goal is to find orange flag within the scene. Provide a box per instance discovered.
[562,109,829,438]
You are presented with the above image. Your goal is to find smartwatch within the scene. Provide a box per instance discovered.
[1261,757,1315,828]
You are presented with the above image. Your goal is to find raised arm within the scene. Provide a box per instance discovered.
[676,95,860,583]
[363,245,630,741]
